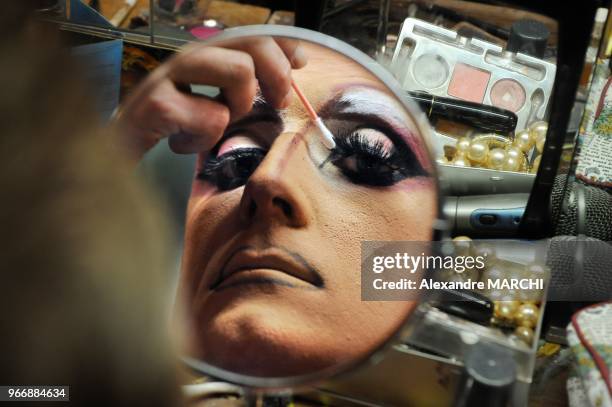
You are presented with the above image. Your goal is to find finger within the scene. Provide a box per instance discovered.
[204,37,298,109]
[168,46,257,118]
[230,37,294,109]
[274,38,308,69]
[166,93,231,154]
[136,79,230,154]
[117,79,183,149]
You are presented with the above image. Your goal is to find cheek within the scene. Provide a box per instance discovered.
[306,185,433,348]
[389,178,438,237]
[321,180,436,242]
[314,182,437,282]
[185,186,241,240]
[189,181,215,201]
[182,185,243,281]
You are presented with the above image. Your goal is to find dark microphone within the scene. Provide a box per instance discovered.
[547,176,612,303]
[550,175,612,241]
[546,235,612,302]
[543,235,612,337]
[540,177,612,339]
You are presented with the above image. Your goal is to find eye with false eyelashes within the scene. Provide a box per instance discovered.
[196,128,427,191]
[196,148,266,191]
[329,128,428,186]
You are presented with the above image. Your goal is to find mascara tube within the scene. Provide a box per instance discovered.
[408,91,518,135]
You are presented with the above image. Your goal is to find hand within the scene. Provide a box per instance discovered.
[113,37,307,161]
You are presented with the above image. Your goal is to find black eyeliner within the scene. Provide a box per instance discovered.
[323,126,429,186]
[197,148,266,191]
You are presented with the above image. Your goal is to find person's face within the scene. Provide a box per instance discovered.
[176,40,437,377]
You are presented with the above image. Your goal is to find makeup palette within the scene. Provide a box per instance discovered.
[390,18,556,132]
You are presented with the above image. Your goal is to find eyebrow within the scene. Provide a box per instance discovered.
[227,97,283,129]
[318,87,431,170]
[209,97,284,153]
[318,87,407,125]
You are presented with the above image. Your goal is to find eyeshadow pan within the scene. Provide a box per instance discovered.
[447,63,491,103]
[490,79,526,112]
[413,54,449,89]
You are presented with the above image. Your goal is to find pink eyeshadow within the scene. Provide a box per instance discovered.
[490,79,526,112]
[447,63,491,103]
[217,136,263,156]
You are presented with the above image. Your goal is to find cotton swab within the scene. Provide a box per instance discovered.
[291,81,336,149]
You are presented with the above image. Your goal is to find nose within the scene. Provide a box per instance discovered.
[238,134,312,228]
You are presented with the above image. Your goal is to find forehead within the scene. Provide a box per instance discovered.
[291,42,389,100]
[284,41,407,122]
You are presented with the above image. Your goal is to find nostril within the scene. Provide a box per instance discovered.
[248,200,257,218]
[272,197,293,219]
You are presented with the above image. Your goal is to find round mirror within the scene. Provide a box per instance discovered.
[169,25,443,388]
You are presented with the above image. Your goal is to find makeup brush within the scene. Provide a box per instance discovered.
[291,80,336,149]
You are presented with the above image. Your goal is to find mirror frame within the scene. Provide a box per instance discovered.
[179,24,448,391]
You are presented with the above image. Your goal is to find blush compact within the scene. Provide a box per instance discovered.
[390,18,556,132]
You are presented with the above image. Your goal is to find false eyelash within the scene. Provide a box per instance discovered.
[197,148,266,190]
[326,129,404,173]
[197,148,264,177]
[327,128,428,186]
[332,131,397,161]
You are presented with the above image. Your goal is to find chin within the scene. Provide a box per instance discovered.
[193,304,350,377]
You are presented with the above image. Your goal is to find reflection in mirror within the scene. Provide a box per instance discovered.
[173,36,438,379]
[320,1,560,199]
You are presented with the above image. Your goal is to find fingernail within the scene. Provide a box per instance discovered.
[291,45,307,68]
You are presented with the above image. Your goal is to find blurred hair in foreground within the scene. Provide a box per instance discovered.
[0,3,181,406]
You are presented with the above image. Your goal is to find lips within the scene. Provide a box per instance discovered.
[210,246,324,290]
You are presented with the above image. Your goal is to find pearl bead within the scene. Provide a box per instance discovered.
[467,141,489,163]
[453,236,472,257]
[530,155,541,173]
[531,121,548,153]
[502,155,521,172]
[473,243,497,270]
[530,121,548,139]
[494,301,520,320]
[514,129,535,152]
[487,148,507,169]
[505,146,521,159]
[515,326,535,345]
[516,303,539,328]
[505,146,527,171]
[456,137,471,153]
